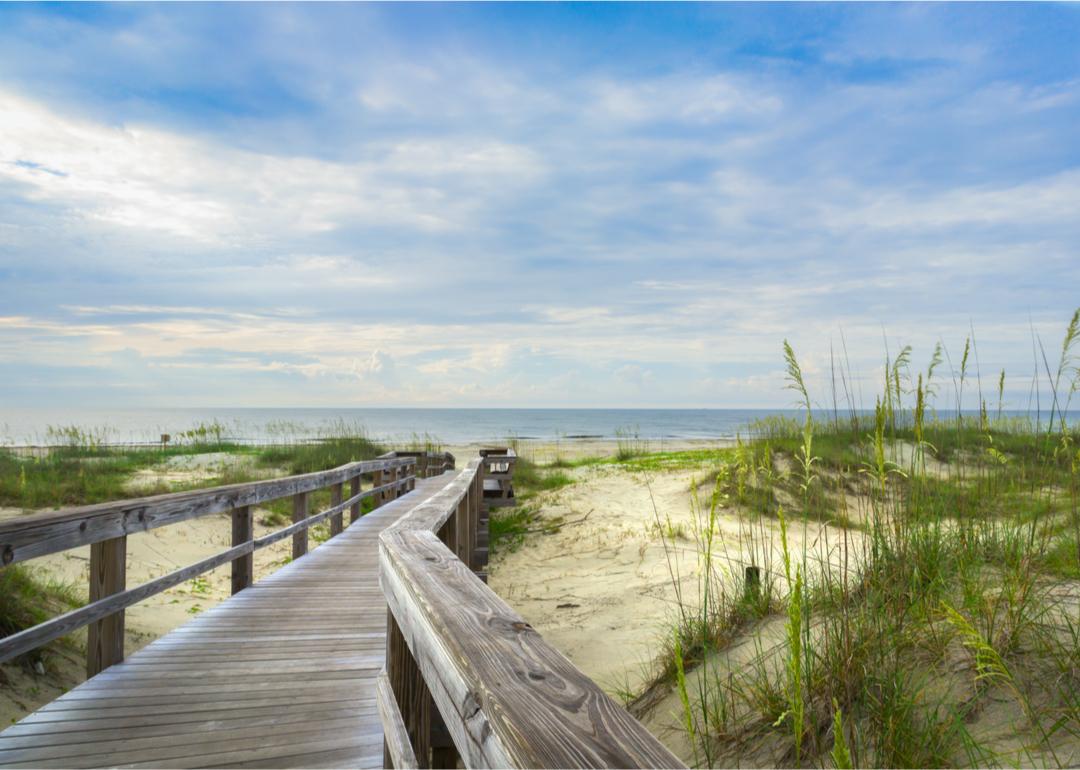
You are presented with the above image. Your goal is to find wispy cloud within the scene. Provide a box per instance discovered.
[0,3,1077,408]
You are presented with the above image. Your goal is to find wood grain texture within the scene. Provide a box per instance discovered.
[0,472,456,770]
[379,453,683,770]
[292,492,309,559]
[231,506,254,595]
[380,529,683,769]
[86,536,126,678]
[376,671,419,770]
[350,475,363,525]
[0,456,418,566]
[330,483,344,537]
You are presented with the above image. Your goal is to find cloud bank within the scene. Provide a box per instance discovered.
[0,3,1078,409]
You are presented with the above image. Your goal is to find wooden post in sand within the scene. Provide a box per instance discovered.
[231,506,254,594]
[292,492,308,559]
[87,536,126,677]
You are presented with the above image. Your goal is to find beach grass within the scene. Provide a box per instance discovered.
[487,456,575,554]
[0,564,84,669]
[649,310,1080,767]
[0,421,387,510]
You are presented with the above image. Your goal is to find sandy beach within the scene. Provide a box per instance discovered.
[486,446,864,699]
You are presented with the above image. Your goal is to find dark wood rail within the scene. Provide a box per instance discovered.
[378,451,684,769]
[0,450,454,677]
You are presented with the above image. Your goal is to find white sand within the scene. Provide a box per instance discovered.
[488,455,867,698]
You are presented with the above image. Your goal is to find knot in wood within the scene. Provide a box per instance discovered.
[511,621,532,633]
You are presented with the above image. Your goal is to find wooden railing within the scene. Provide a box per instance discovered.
[378,451,684,769]
[0,450,454,677]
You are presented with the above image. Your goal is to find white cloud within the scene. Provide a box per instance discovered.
[0,88,545,248]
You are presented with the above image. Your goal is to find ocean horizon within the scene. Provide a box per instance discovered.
[2,406,1076,447]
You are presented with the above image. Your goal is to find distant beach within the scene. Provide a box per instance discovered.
[0,407,785,446]
[2,406,1073,447]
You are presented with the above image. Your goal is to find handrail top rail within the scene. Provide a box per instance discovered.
[0,451,450,566]
[382,456,484,537]
[378,454,684,769]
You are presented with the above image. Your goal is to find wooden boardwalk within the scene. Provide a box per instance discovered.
[0,472,456,769]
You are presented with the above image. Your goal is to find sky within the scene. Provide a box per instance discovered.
[1,2,1078,410]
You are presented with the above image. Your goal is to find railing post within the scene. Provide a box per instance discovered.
[350,474,362,524]
[330,482,344,537]
[292,492,308,559]
[385,611,432,768]
[231,505,253,594]
[87,535,126,678]
[474,461,488,579]
[371,469,383,511]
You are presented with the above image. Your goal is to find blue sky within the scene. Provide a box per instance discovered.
[1,2,1078,409]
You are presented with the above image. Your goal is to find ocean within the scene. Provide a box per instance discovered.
[2,407,1074,446]
[0,408,792,446]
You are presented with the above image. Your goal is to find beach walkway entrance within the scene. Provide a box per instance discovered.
[0,451,681,769]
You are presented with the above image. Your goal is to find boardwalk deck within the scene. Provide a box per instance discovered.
[0,472,457,770]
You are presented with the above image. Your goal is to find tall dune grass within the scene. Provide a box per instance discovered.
[658,310,1080,767]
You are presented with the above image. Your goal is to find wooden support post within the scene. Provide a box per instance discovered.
[445,505,458,555]
[231,506,253,594]
[371,470,383,511]
[292,492,308,560]
[330,482,344,537]
[87,536,126,678]
[744,565,762,602]
[386,611,432,768]
[429,705,459,769]
[455,495,465,567]
[455,493,467,564]
[464,492,475,572]
[389,465,399,500]
[350,475,362,525]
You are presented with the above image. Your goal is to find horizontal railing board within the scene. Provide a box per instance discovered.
[380,528,683,769]
[376,670,419,770]
[380,454,683,769]
[0,457,420,566]
[0,476,415,664]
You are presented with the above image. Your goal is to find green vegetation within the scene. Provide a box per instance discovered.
[0,564,83,669]
[255,424,383,475]
[0,421,387,510]
[511,456,575,498]
[487,456,574,554]
[660,311,1080,767]
[616,426,651,460]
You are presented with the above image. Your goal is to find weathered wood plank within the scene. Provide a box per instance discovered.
[231,506,254,595]
[329,482,344,536]
[0,702,377,749]
[0,456,417,566]
[0,540,255,664]
[376,670,419,770]
[86,536,126,677]
[0,470,457,770]
[379,526,683,768]
[0,475,416,660]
